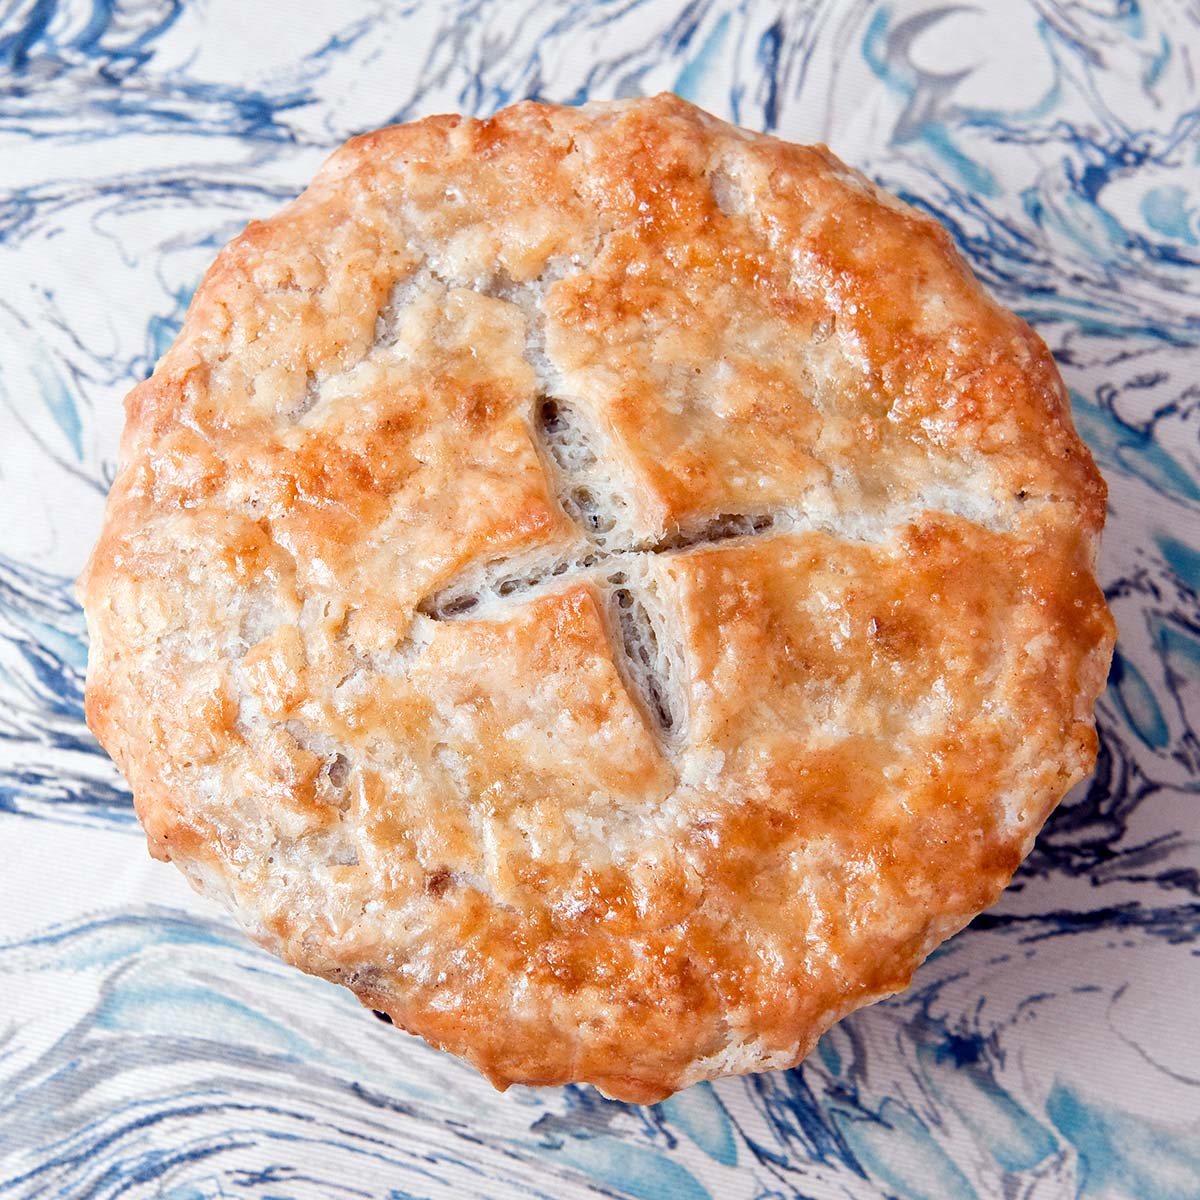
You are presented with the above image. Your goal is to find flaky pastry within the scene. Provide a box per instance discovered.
[80,95,1115,1102]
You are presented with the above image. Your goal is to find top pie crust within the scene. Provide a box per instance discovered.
[80,94,1115,1102]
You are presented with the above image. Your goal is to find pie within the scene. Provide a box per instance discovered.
[79,94,1116,1102]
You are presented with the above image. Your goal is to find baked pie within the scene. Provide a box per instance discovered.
[80,94,1115,1102]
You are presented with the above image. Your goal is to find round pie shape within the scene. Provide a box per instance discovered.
[81,95,1115,1103]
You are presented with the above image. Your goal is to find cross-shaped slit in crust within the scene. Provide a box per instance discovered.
[419,393,778,743]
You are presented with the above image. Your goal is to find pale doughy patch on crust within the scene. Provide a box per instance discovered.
[80,94,1115,1103]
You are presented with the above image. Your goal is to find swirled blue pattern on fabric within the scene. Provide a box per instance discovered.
[1,1,1198,1196]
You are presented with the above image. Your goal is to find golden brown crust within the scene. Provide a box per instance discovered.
[80,94,1114,1101]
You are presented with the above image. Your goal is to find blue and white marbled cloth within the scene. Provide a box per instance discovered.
[1,2,1198,1197]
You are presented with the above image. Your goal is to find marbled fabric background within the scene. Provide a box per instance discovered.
[1,2,1198,1197]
